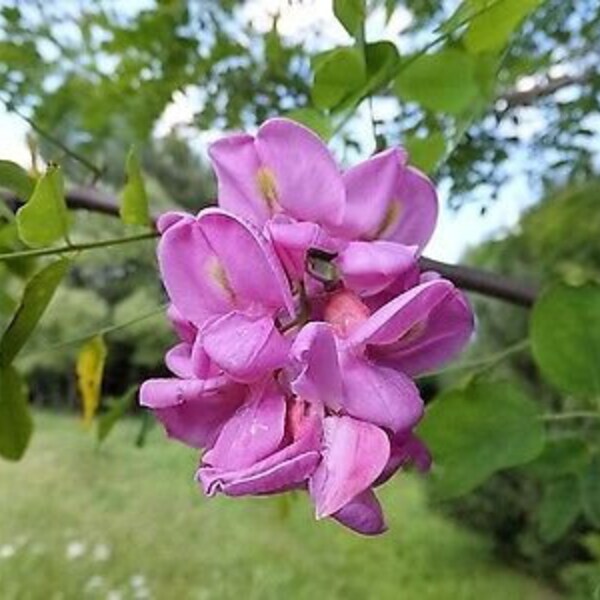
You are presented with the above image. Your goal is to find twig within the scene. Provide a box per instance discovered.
[421,338,531,378]
[540,411,600,422]
[26,304,168,358]
[0,96,103,178]
[501,70,595,108]
[2,188,540,307]
[0,231,159,262]
[419,257,538,307]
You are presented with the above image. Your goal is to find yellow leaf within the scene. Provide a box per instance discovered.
[76,336,107,428]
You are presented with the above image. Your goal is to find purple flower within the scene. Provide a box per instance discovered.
[291,278,473,433]
[156,208,294,383]
[209,119,436,291]
[140,118,474,536]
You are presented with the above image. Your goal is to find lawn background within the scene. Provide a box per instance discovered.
[0,412,555,600]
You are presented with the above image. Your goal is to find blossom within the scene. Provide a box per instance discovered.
[140,117,474,536]
[156,208,294,383]
[209,119,436,291]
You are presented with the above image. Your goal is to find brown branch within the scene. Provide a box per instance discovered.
[2,187,539,307]
[500,70,595,108]
[418,257,537,307]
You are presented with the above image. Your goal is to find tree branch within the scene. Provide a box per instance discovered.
[418,257,537,307]
[2,188,539,307]
[500,69,595,108]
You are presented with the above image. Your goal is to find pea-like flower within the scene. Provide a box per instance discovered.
[140,118,474,535]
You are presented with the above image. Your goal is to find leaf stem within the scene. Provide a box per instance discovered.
[0,95,103,178]
[0,231,159,262]
[540,411,600,422]
[420,338,531,378]
[25,303,168,358]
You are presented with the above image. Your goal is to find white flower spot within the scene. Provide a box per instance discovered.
[92,543,112,562]
[66,541,87,560]
[0,544,16,559]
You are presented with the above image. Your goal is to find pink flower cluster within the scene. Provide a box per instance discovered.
[140,119,473,535]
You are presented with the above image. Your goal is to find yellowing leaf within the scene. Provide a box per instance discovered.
[120,147,149,226]
[76,335,107,428]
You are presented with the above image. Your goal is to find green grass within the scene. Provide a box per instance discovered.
[0,412,555,600]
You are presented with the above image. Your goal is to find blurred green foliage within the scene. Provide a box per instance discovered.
[442,180,600,592]
[0,0,597,199]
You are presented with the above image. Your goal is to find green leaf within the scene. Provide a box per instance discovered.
[332,41,400,115]
[394,49,479,115]
[16,164,70,248]
[311,47,366,110]
[120,147,149,226]
[581,453,600,527]
[362,41,400,95]
[333,0,365,38]
[97,388,135,445]
[0,258,71,366]
[418,379,545,498]
[0,364,33,461]
[0,160,35,199]
[464,0,543,53]
[538,476,581,543]
[527,437,589,480]
[135,409,154,448]
[285,108,333,141]
[405,132,446,173]
[530,282,600,397]
[438,0,477,34]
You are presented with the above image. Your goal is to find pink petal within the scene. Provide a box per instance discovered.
[201,311,290,383]
[157,211,189,234]
[139,378,245,448]
[158,208,294,326]
[375,432,432,486]
[209,133,272,226]
[332,489,387,535]
[201,452,321,497]
[348,279,455,349]
[165,334,214,379]
[290,322,343,410]
[339,148,407,239]
[165,343,194,378]
[167,304,196,344]
[335,240,418,297]
[255,118,345,229]
[199,410,322,496]
[369,287,475,376]
[339,352,424,433]
[384,166,438,251]
[203,380,286,470]
[267,218,343,282]
[323,289,371,338]
[310,416,390,518]
[339,149,437,252]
